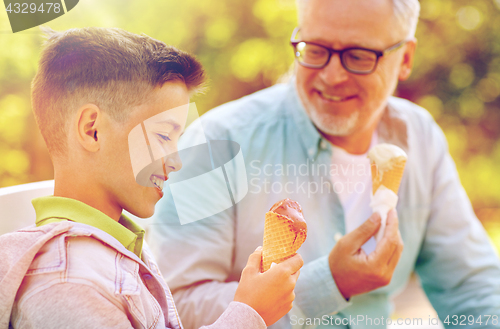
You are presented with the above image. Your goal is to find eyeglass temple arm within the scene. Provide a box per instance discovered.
[383,39,412,54]
[290,27,301,43]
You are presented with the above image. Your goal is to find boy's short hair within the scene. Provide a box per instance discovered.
[31,27,206,157]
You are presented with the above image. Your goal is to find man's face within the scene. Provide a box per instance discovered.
[295,0,415,139]
[101,81,189,218]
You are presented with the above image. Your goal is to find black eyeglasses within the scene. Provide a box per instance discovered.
[290,27,408,75]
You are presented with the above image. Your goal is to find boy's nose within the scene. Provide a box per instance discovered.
[163,152,182,173]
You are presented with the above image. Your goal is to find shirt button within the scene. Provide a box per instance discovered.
[308,148,314,157]
[320,140,328,149]
[334,232,343,242]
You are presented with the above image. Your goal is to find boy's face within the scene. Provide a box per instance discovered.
[99,81,189,218]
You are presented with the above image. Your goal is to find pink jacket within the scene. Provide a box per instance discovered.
[0,221,265,329]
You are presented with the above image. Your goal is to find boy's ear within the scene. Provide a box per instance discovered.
[76,104,101,152]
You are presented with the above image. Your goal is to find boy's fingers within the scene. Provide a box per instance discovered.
[343,213,381,253]
[244,246,263,274]
[277,253,304,274]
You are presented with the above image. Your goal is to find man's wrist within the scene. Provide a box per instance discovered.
[294,255,352,318]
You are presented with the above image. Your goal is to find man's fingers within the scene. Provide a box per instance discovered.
[275,253,304,274]
[386,230,404,269]
[385,209,399,231]
[372,209,401,263]
[343,213,381,253]
[244,246,263,275]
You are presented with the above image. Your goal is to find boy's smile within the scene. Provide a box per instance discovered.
[150,174,166,194]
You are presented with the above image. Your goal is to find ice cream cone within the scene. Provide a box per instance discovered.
[261,211,307,272]
[371,158,407,194]
[368,144,407,243]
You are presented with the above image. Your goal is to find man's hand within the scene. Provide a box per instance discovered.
[329,209,404,300]
[234,247,303,326]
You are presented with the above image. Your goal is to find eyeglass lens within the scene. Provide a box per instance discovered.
[295,42,378,72]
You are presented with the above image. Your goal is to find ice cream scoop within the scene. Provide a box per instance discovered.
[261,199,307,272]
[368,144,407,242]
[269,199,307,234]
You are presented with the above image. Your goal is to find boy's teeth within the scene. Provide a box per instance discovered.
[150,176,164,190]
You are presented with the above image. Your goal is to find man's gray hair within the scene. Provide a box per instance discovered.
[296,0,420,40]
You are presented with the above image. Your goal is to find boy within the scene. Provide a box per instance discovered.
[0,27,303,328]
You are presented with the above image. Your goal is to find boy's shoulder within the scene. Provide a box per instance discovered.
[0,221,73,278]
[0,221,129,296]
[0,222,73,327]
[0,220,144,285]
[1,221,172,328]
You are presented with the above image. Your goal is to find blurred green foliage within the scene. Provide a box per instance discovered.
[0,0,498,248]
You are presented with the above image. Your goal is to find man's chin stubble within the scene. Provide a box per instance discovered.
[310,110,360,137]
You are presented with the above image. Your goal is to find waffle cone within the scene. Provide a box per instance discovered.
[261,211,307,272]
[371,159,406,194]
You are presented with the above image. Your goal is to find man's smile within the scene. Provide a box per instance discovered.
[316,89,357,103]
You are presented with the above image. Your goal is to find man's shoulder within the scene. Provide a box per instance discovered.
[388,96,448,161]
[389,96,434,120]
[388,96,439,133]
[198,83,291,137]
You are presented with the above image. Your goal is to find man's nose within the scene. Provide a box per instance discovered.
[319,53,350,85]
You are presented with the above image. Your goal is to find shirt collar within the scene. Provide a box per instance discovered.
[287,80,409,156]
[287,79,325,160]
[33,196,145,258]
[377,98,409,152]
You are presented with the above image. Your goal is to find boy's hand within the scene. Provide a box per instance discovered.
[234,247,303,326]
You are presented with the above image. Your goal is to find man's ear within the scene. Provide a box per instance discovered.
[398,39,417,81]
[75,104,101,152]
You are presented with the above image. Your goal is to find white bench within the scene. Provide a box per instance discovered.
[0,180,144,235]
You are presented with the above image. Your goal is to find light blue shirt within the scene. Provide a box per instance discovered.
[148,81,500,328]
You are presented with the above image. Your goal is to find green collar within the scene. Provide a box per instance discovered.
[33,196,145,258]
